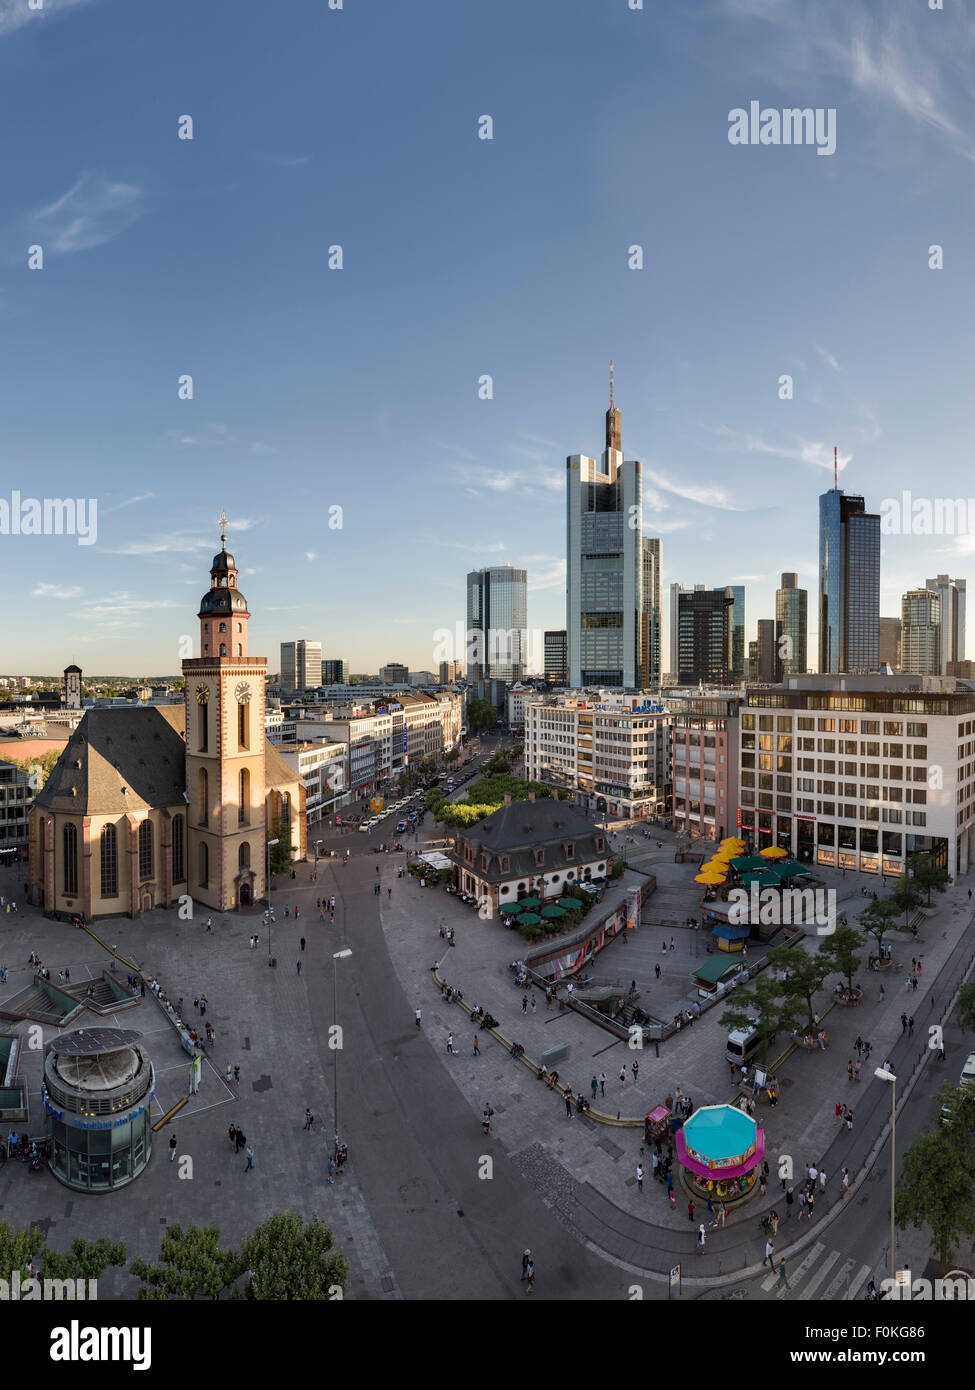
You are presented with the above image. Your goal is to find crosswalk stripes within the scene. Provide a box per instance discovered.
[757,1241,872,1300]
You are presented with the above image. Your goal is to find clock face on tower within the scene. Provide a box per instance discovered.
[195,683,210,706]
[235,682,252,704]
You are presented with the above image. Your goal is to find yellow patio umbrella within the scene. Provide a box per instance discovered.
[695,870,726,884]
[760,845,788,858]
[720,837,745,847]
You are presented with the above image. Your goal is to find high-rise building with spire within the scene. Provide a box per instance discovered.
[818,452,880,674]
[566,365,658,689]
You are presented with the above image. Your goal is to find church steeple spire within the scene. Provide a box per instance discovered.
[605,359,622,454]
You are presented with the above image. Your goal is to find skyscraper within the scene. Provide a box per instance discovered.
[730,586,745,682]
[775,572,808,677]
[818,470,880,674]
[543,630,568,685]
[467,566,527,682]
[925,574,966,675]
[280,640,323,694]
[675,585,734,685]
[641,537,662,688]
[755,619,777,683]
[878,617,902,671]
[901,590,941,676]
[566,366,655,688]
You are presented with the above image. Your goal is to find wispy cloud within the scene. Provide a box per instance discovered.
[103,492,154,513]
[305,552,317,561]
[705,425,851,473]
[32,172,144,254]
[105,517,260,557]
[32,582,81,599]
[645,468,745,511]
[523,555,566,593]
[167,423,230,449]
[69,593,181,630]
[815,346,841,372]
[457,463,562,498]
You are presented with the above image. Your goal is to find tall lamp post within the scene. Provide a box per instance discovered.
[332,948,352,1149]
[266,838,279,962]
[875,1066,897,1284]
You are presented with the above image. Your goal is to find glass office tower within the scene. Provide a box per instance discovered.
[466,567,528,682]
[818,489,880,674]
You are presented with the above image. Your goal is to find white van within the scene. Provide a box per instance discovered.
[725,1023,768,1067]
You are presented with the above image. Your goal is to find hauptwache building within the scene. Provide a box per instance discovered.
[28,526,306,919]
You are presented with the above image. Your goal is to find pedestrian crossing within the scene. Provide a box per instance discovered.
[758,1240,872,1301]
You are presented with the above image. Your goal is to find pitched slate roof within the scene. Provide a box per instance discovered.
[34,707,188,815]
[452,797,608,882]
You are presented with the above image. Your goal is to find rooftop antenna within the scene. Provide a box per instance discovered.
[834,446,838,490]
[609,359,614,412]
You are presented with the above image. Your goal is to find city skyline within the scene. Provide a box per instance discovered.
[4,0,975,677]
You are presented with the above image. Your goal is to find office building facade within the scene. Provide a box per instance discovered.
[879,617,902,671]
[566,370,655,689]
[901,590,941,676]
[466,566,528,683]
[543,630,568,686]
[280,640,323,695]
[925,575,966,675]
[673,585,734,686]
[775,573,807,677]
[818,488,880,673]
[730,586,745,683]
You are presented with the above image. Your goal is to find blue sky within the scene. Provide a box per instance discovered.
[2,0,975,675]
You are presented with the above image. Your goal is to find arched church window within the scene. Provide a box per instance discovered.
[139,820,153,881]
[238,841,250,869]
[219,622,227,633]
[219,644,227,657]
[239,767,250,824]
[199,841,209,888]
[172,815,185,884]
[63,822,78,896]
[100,824,118,897]
[198,768,208,826]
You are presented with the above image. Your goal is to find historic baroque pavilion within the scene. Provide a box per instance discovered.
[28,524,305,919]
[449,792,609,919]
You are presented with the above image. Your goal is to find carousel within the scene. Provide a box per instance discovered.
[675,1103,764,1206]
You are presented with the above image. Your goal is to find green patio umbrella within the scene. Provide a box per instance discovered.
[540,905,565,918]
[518,896,541,909]
[502,898,527,913]
[730,855,767,871]
[738,870,781,888]
[519,911,542,925]
[771,861,810,879]
[557,897,582,909]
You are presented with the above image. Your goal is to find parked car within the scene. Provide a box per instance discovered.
[960,1052,975,1086]
[396,820,407,832]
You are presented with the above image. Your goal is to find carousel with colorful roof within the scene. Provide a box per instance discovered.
[675,1102,764,1206]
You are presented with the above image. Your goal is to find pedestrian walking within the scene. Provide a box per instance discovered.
[225,1064,233,1084]
[244,1144,254,1172]
[521,1249,531,1281]
[530,993,537,1013]
[234,1064,240,1085]
[631,1059,639,1084]
[637,1163,644,1194]
[847,1059,853,1082]
[524,1258,535,1295]
[687,1200,695,1222]
[775,1260,790,1290]
[296,959,302,976]
[901,1013,907,1033]
[764,1239,775,1269]
[846,1109,854,1131]
[521,995,528,1014]
[599,1072,606,1096]
[796,1191,806,1221]
[169,1133,177,1162]
[655,962,661,979]
[300,937,306,952]
[841,1166,850,1195]
[473,1034,480,1056]
[785,1188,794,1217]
[855,1035,863,1057]
[854,1060,861,1081]
[669,1188,676,1210]
[591,1076,598,1101]
[651,1151,659,1182]
[200,995,207,1014]
[879,984,885,1002]
[819,1168,826,1193]
[228,1123,237,1148]
[415,1007,421,1028]
[806,1191,815,1219]
[303,1108,314,1130]
[937,1041,946,1061]
[446,1033,454,1054]
[697,1223,706,1253]
[619,1066,626,1087]
[565,1093,573,1118]
[835,1101,843,1123]
[908,1015,914,1037]
[670,936,675,952]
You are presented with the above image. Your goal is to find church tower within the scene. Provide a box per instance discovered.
[183,513,267,910]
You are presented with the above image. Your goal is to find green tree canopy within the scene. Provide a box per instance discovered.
[267,818,293,876]
[130,1223,245,1301]
[818,923,866,993]
[720,972,785,1064]
[955,982,975,1035]
[468,698,498,732]
[42,1236,127,1282]
[907,852,952,906]
[858,896,901,952]
[897,1101,975,1276]
[239,1211,348,1300]
[766,942,832,1036]
[891,875,924,928]
[0,1221,45,1280]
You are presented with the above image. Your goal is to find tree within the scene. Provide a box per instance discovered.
[11,748,61,791]
[907,852,952,907]
[858,897,900,955]
[818,924,865,994]
[130,1223,245,1300]
[443,747,460,764]
[267,818,292,876]
[468,699,497,733]
[766,942,831,1036]
[720,972,784,1064]
[43,1236,126,1283]
[238,1211,348,1300]
[891,875,924,929]
[0,1221,45,1281]
[955,982,975,1036]
[896,1110,975,1276]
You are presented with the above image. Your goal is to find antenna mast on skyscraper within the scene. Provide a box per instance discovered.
[609,359,614,411]
[834,446,838,490]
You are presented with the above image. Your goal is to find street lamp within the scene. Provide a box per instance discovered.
[332,948,353,1150]
[266,838,279,962]
[875,1066,897,1285]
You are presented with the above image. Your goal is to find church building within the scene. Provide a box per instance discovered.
[28,523,305,919]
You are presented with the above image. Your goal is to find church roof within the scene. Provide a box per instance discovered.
[265,738,299,791]
[199,588,248,615]
[34,707,188,815]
